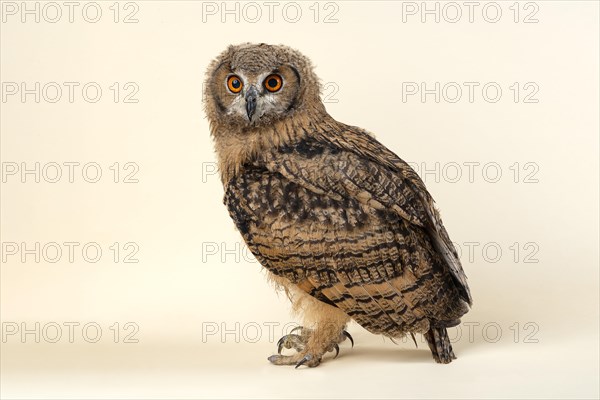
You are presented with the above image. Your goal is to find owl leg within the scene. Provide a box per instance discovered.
[267,278,352,368]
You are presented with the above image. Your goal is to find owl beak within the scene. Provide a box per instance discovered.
[245,86,258,121]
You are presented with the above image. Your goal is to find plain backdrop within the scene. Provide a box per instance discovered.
[1,1,598,399]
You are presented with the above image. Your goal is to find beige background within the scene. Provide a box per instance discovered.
[1,1,598,399]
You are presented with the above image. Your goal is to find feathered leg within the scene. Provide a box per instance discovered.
[268,275,352,368]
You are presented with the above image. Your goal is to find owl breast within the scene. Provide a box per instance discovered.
[223,161,409,286]
[227,163,372,230]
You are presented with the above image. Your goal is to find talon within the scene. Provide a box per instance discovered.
[290,326,303,335]
[343,331,354,348]
[295,354,312,369]
[276,336,289,354]
[332,344,340,359]
[276,336,287,354]
[277,333,302,354]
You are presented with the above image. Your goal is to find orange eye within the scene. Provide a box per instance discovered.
[227,75,243,93]
[264,74,283,92]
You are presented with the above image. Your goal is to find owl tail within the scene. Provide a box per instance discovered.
[424,327,456,364]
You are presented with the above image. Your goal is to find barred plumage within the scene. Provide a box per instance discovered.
[205,43,472,367]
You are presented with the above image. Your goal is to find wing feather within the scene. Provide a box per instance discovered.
[263,124,472,305]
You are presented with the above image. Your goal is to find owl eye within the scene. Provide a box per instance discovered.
[227,75,243,93]
[264,74,283,92]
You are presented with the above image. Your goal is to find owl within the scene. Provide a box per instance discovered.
[204,43,472,368]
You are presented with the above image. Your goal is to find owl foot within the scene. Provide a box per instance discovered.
[268,326,353,368]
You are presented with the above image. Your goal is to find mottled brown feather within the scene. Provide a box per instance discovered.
[206,43,471,363]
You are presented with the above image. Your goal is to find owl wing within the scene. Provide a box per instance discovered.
[264,124,472,305]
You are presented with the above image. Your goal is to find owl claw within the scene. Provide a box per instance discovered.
[343,330,354,348]
[331,344,340,359]
[290,326,303,334]
[277,334,304,354]
[295,354,313,369]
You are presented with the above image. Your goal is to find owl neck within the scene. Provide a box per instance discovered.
[212,106,332,184]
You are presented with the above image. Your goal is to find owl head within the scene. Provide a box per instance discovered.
[204,43,324,131]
